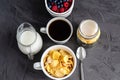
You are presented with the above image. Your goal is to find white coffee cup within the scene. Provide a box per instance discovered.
[40,17,73,44]
[33,45,77,80]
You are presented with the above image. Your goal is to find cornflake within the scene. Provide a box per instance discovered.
[44,49,74,78]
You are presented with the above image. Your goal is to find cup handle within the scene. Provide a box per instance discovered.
[40,27,47,34]
[33,62,42,70]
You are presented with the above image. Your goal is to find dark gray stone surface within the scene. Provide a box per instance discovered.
[0,0,120,80]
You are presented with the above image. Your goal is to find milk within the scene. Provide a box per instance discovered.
[20,31,36,45]
[18,31,43,55]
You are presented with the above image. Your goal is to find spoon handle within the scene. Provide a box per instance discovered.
[81,62,85,80]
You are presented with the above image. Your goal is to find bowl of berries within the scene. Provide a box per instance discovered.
[45,0,74,17]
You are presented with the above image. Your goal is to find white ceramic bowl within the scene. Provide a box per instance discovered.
[45,0,75,17]
[34,45,77,80]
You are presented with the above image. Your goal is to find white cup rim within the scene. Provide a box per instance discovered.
[40,45,77,80]
[46,17,73,44]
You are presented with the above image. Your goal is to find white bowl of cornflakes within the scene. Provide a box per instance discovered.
[33,45,77,80]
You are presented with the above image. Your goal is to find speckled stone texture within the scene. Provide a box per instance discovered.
[0,0,120,80]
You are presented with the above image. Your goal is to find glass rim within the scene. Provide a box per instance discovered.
[17,22,37,47]
[79,20,99,39]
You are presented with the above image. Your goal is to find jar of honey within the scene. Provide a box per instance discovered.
[77,19,101,46]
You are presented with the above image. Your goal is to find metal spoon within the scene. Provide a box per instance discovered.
[76,47,86,80]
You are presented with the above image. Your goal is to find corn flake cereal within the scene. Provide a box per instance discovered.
[44,49,74,78]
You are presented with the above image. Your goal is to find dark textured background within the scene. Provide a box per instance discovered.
[0,0,120,80]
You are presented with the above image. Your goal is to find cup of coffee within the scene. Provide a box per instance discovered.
[40,17,73,44]
[33,45,77,80]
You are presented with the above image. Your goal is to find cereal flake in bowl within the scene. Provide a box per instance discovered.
[44,49,74,78]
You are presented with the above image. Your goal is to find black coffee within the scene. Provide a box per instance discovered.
[49,20,71,41]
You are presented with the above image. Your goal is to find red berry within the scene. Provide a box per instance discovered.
[60,8,65,13]
[63,2,69,8]
[64,7,68,11]
[51,5,58,12]
[69,0,72,3]
[51,2,55,5]
[56,9,59,13]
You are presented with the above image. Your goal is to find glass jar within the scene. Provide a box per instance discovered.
[77,19,101,46]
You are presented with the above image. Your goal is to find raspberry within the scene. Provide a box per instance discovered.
[51,5,58,12]
[56,9,59,13]
[64,7,68,11]
[63,2,69,8]
[60,8,65,12]
[68,0,72,3]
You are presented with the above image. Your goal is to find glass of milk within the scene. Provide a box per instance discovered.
[16,22,43,60]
